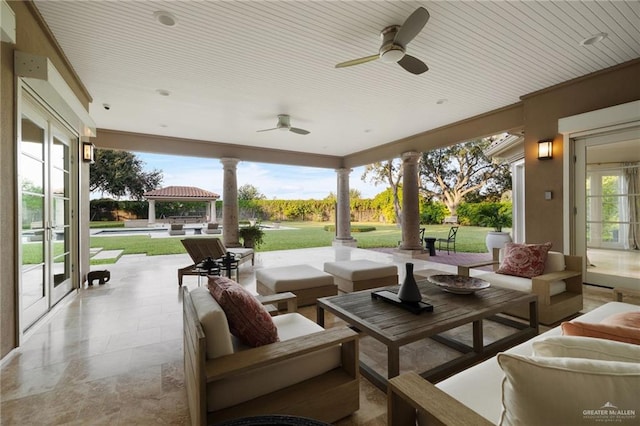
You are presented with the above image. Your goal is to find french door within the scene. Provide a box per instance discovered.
[19,91,76,330]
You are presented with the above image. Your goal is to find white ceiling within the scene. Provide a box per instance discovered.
[34,1,640,157]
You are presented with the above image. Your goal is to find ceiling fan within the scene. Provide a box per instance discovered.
[335,7,430,75]
[257,114,310,135]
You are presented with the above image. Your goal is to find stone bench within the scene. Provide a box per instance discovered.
[323,260,398,293]
[256,264,337,307]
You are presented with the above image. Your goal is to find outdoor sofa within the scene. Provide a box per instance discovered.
[388,289,640,425]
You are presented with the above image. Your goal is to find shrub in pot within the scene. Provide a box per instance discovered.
[238,224,265,249]
[477,203,512,252]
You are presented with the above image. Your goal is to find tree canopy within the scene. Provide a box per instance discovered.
[361,159,403,225]
[238,184,266,200]
[420,139,510,215]
[90,149,162,200]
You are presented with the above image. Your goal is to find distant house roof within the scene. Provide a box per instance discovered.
[144,186,220,201]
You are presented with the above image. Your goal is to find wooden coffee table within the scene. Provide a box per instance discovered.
[316,275,538,391]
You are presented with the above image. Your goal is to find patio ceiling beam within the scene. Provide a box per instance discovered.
[343,102,524,168]
[93,128,342,169]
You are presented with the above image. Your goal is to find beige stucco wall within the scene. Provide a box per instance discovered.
[522,60,640,251]
[0,1,91,359]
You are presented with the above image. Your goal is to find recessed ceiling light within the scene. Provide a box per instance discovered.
[580,32,607,46]
[156,89,171,97]
[364,129,373,133]
[159,124,168,128]
[153,11,177,27]
[436,99,448,105]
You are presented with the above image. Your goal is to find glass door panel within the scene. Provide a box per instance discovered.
[19,112,49,327]
[50,129,73,303]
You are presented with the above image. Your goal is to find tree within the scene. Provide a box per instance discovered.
[419,139,511,216]
[361,159,403,225]
[90,149,162,200]
[324,188,362,202]
[238,184,265,201]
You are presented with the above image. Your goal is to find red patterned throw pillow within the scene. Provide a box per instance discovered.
[496,242,552,278]
[208,276,279,347]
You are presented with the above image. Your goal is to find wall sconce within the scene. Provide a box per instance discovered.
[82,142,95,163]
[537,139,553,160]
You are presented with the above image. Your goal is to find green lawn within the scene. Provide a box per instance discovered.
[84,222,501,265]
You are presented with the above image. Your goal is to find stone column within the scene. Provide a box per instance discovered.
[209,200,217,223]
[399,151,423,252]
[221,158,240,247]
[148,200,156,225]
[333,168,357,247]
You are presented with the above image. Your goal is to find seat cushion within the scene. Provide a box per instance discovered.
[256,264,334,292]
[477,272,566,296]
[208,313,341,412]
[324,259,397,281]
[533,335,640,362]
[496,242,552,278]
[208,276,279,347]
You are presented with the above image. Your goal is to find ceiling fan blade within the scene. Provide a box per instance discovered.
[397,54,429,75]
[289,127,310,135]
[394,7,430,47]
[335,54,379,68]
[256,127,278,133]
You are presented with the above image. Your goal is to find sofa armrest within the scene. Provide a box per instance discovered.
[531,270,582,304]
[388,372,493,426]
[256,291,297,314]
[205,326,358,382]
[458,260,499,277]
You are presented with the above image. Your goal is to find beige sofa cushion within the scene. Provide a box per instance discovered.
[498,353,640,426]
[323,259,397,280]
[533,335,640,362]
[256,264,334,292]
[207,313,341,412]
[477,271,566,296]
[189,287,233,359]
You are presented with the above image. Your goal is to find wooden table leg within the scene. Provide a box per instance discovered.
[316,305,325,327]
[388,345,400,379]
[472,320,483,353]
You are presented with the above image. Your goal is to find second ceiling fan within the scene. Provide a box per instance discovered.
[335,7,430,75]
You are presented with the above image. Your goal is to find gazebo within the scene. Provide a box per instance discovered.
[143,186,220,226]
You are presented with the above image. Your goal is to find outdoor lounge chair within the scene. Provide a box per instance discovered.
[178,238,254,286]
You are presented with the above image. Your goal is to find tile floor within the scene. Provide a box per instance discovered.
[0,246,634,425]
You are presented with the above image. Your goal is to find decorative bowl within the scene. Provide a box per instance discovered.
[427,274,490,294]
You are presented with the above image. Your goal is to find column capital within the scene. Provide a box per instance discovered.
[401,151,421,164]
[220,157,239,168]
[335,167,353,176]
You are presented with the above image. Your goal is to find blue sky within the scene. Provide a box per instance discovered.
[135,152,384,200]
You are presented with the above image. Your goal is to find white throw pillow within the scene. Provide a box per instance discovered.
[497,353,640,426]
[190,286,234,359]
[533,335,640,363]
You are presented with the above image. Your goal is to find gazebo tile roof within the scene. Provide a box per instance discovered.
[144,186,220,200]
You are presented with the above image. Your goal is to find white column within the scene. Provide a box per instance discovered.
[221,158,241,247]
[148,199,156,225]
[209,200,217,223]
[333,168,357,247]
[399,151,423,251]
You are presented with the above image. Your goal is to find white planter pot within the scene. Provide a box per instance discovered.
[485,231,512,253]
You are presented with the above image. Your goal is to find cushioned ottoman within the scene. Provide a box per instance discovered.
[256,264,337,307]
[323,260,398,293]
